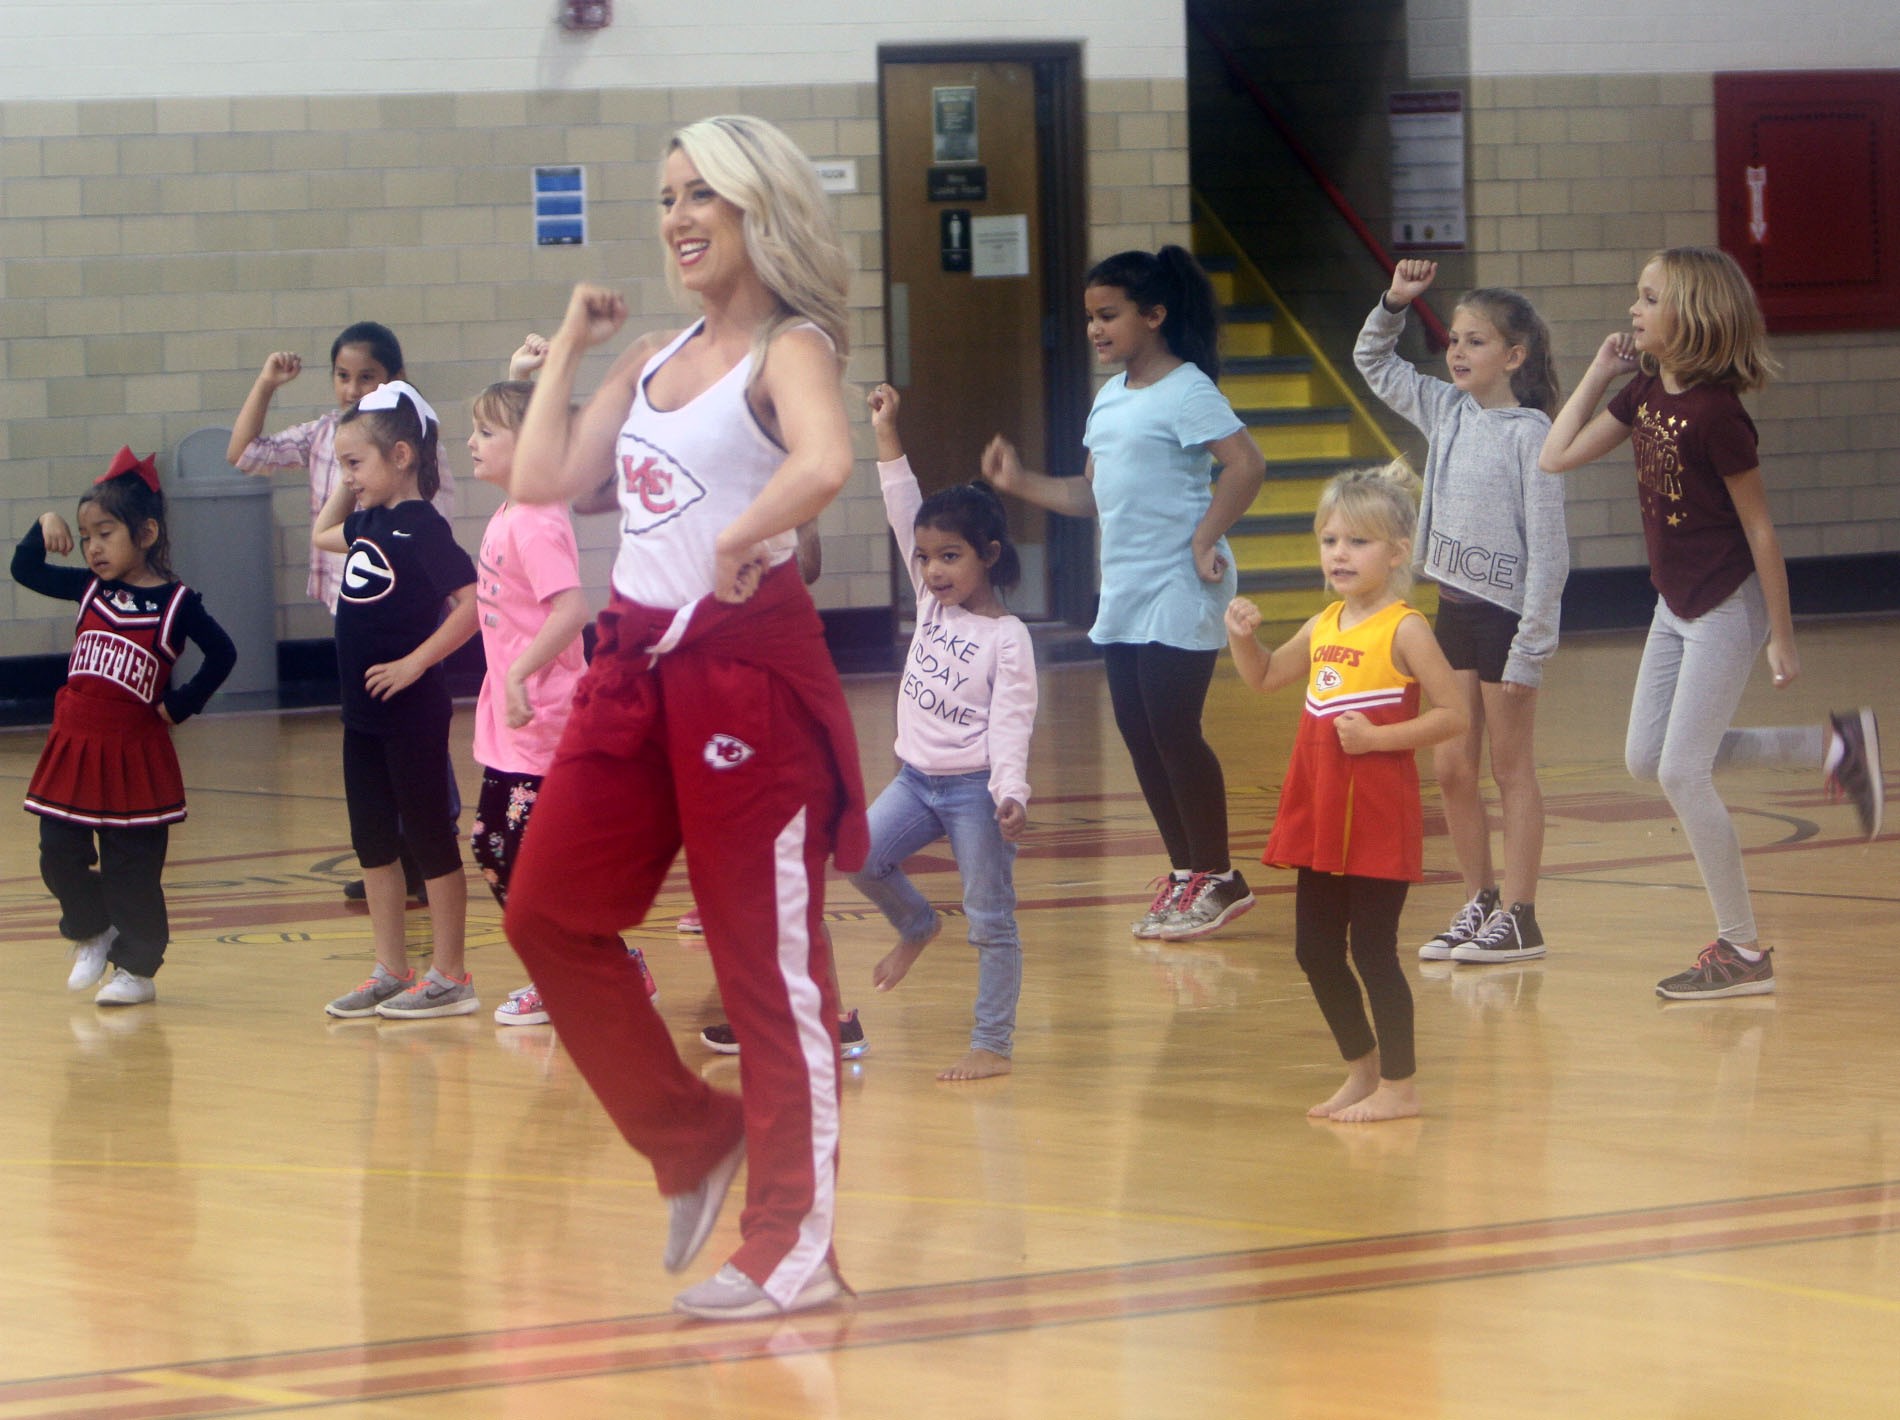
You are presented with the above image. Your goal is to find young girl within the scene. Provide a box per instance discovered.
[1540,245,1880,1000]
[463,379,657,1024]
[230,321,459,904]
[984,246,1265,942]
[11,449,237,1005]
[1226,463,1467,1122]
[1354,259,1567,964]
[503,115,865,1321]
[849,383,1037,1082]
[314,382,482,1020]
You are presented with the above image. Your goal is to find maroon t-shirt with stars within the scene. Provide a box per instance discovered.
[1608,371,1761,619]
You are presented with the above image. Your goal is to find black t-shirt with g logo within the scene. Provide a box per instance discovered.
[335,501,476,733]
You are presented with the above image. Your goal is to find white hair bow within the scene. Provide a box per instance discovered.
[358,380,439,436]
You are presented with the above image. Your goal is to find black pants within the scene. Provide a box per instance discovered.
[343,727,462,881]
[39,817,171,977]
[1294,868,1414,1080]
[1102,641,1230,872]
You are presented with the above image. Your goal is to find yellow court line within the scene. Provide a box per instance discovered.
[0,1157,644,1188]
[125,1368,323,1406]
[1621,1260,1900,1314]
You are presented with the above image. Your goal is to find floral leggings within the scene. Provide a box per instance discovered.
[471,767,542,908]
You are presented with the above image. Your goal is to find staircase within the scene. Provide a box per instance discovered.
[1194,196,1435,632]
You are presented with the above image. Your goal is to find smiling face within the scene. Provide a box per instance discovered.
[1084,284,1165,369]
[1630,259,1675,359]
[1445,307,1524,408]
[1317,512,1404,600]
[332,343,394,410]
[913,522,998,612]
[334,421,415,509]
[77,500,157,583]
[659,148,748,297]
[466,413,517,489]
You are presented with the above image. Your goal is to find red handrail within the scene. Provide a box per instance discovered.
[1189,6,1451,352]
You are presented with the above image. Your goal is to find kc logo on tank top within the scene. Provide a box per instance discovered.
[617,434,707,534]
[341,541,396,603]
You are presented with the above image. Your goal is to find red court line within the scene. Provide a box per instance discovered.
[8,1181,1894,1417]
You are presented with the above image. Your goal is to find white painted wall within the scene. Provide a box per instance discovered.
[1467,0,1900,75]
[1,0,1182,101]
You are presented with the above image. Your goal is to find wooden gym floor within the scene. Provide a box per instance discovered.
[1,615,1897,1417]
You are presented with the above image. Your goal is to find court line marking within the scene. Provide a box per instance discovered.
[2,1179,1892,1418]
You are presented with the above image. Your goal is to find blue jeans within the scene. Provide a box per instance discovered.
[850,763,1021,1056]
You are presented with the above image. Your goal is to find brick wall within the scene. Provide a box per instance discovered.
[1465,73,1900,571]
[1,76,1191,657]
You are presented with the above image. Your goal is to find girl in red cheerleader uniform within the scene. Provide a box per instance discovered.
[11,449,236,1006]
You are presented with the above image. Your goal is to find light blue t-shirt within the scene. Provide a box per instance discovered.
[1083,363,1245,651]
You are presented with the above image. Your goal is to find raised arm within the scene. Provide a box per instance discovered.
[981,437,1097,518]
[1226,598,1314,694]
[227,352,304,467]
[1540,334,1638,473]
[710,326,854,602]
[512,284,661,506]
[312,476,356,555]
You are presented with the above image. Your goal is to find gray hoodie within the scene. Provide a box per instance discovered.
[1354,300,1568,688]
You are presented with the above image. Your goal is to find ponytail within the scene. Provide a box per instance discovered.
[1086,245,1223,381]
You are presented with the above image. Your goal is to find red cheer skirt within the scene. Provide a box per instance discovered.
[24,687,186,828]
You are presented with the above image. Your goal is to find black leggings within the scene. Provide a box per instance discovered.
[1294,868,1414,1081]
[39,818,170,977]
[342,727,462,881]
[1102,641,1229,872]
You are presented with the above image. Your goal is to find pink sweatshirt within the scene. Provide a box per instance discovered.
[880,458,1037,809]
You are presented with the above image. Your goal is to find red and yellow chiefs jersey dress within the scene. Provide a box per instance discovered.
[1262,599,1426,882]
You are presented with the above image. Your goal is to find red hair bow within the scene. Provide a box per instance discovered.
[97,446,161,492]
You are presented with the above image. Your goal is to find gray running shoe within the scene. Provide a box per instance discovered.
[326,967,413,1019]
[376,967,480,1019]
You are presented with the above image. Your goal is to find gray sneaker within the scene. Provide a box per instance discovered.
[1132,875,1191,939]
[325,966,414,1018]
[376,967,480,1019]
[1157,872,1255,940]
[673,1262,842,1321]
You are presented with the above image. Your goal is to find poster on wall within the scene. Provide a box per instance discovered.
[533,165,587,246]
[932,85,979,163]
[1389,91,1465,252]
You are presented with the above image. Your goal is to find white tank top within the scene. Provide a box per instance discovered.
[610,320,798,609]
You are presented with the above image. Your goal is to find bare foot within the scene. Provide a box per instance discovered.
[1329,1080,1421,1123]
[872,918,940,992]
[1307,1074,1377,1119]
[937,1049,1012,1082]
[1308,1053,1382,1118]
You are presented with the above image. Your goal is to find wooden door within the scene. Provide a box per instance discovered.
[879,53,1082,619]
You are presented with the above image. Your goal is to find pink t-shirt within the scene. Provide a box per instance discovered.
[473,500,586,776]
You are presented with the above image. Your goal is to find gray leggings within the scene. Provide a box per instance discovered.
[1625,575,1822,944]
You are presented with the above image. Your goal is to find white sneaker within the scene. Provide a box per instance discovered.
[95,967,156,1006]
[67,929,117,991]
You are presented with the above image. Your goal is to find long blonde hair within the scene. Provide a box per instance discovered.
[665,115,851,379]
[1314,459,1421,595]
[1642,246,1778,392]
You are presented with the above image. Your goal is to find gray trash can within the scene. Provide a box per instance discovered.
[166,426,278,706]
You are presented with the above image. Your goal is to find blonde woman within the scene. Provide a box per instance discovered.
[504,116,865,1321]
